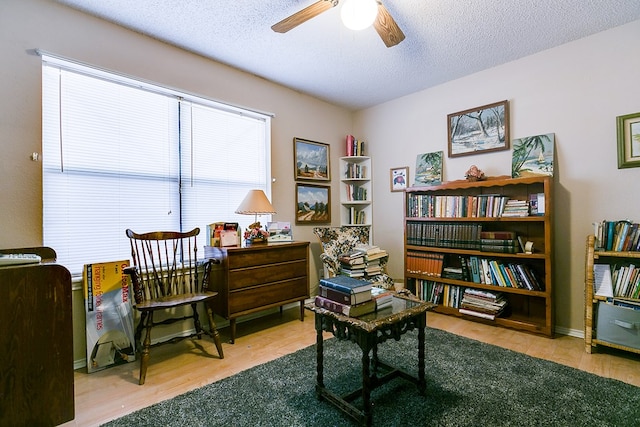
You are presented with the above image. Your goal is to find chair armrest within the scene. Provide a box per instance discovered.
[319,253,339,277]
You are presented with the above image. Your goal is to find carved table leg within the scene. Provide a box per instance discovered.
[315,313,325,396]
[417,313,426,395]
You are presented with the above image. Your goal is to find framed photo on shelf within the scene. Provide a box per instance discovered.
[390,166,409,192]
[295,183,331,224]
[617,111,640,169]
[447,100,509,158]
[294,137,330,181]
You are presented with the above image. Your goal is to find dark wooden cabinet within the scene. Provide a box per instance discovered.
[206,241,310,343]
[0,252,74,426]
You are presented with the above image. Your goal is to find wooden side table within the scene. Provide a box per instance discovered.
[306,293,436,426]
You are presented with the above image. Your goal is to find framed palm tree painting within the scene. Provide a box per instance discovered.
[511,133,555,178]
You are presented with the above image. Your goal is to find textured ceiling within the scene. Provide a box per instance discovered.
[54,0,640,110]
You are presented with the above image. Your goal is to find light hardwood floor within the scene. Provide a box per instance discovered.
[61,308,640,427]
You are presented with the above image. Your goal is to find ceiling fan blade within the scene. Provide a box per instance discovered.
[271,1,337,33]
[373,2,405,47]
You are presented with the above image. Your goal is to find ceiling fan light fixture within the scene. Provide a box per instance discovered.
[340,0,378,31]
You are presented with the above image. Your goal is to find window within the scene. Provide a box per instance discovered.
[42,55,271,275]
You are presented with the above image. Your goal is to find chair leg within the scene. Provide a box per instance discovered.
[139,311,153,385]
[206,305,224,359]
[192,303,203,339]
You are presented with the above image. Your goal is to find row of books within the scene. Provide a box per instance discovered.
[406,223,527,254]
[406,252,544,291]
[406,222,482,249]
[344,184,368,201]
[343,162,367,179]
[346,206,366,225]
[593,220,640,252]
[345,134,365,157]
[406,194,541,219]
[411,280,507,320]
[314,275,392,317]
[594,263,640,299]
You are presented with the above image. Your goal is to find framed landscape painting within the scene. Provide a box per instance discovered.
[294,138,330,181]
[414,151,443,186]
[511,133,555,178]
[295,183,331,224]
[448,100,509,158]
[617,111,640,169]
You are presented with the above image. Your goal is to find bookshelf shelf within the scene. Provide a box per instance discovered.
[340,156,372,227]
[403,175,554,337]
[584,234,640,355]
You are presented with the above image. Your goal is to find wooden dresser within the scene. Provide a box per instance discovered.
[0,247,74,426]
[206,241,310,343]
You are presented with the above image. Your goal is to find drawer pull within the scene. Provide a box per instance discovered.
[613,319,639,330]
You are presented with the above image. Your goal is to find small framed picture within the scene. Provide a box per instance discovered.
[294,137,330,181]
[617,112,640,169]
[447,100,509,158]
[295,183,331,224]
[390,167,409,192]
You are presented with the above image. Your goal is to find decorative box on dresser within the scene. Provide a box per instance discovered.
[403,176,554,337]
[206,241,310,343]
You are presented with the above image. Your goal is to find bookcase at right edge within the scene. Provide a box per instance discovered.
[403,175,554,337]
[584,234,640,355]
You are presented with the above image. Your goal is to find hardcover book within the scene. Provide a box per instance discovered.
[318,284,372,305]
[320,275,372,294]
[314,295,376,317]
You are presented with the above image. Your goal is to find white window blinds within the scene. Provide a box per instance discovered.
[42,56,271,275]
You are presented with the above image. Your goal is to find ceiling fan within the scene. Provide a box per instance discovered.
[271,0,405,48]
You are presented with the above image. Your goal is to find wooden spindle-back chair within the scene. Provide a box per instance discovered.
[124,227,224,385]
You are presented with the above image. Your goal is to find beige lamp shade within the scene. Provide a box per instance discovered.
[235,190,276,222]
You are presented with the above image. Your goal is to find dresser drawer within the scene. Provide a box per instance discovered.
[596,302,640,350]
[229,259,307,290]
[229,277,308,313]
[227,244,307,269]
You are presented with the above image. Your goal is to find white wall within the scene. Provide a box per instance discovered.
[358,19,640,334]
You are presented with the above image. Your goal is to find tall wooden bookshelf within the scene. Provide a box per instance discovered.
[584,234,640,354]
[404,175,554,337]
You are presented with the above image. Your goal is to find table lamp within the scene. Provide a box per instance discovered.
[235,189,276,243]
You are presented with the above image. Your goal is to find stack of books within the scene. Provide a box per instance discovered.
[315,275,375,317]
[458,288,507,320]
[371,286,393,310]
[354,244,389,280]
[500,198,530,217]
[338,250,366,277]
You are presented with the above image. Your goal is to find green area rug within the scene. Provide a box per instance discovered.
[103,328,640,426]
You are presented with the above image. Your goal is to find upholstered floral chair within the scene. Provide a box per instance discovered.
[313,226,394,289]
